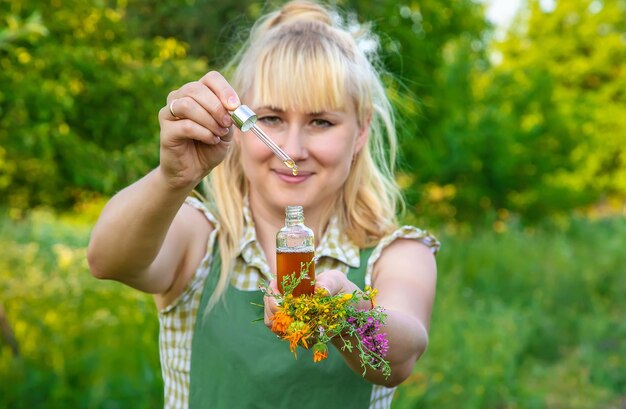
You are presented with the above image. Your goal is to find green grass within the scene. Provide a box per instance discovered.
[0,209,161,408]
[1,209,625,408]
[393,217,626,409]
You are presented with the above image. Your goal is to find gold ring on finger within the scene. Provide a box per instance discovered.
[169,99,180,119]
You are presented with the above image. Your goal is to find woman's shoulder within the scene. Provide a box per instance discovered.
[184,196,219,226]
[373,225,440,257]
[364,225,440,286]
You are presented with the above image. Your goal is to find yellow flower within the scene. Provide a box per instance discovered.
[258,276,390,376]
[365,287,378,308]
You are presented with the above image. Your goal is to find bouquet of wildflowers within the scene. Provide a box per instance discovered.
[260,264,391,378]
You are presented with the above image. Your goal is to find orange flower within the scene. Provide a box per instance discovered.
[271,310,293,336]
[284,321,313,357]
[313,342,328,363]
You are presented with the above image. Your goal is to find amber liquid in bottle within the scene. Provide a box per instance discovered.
[277,250,315,297]
[276,205,315,297]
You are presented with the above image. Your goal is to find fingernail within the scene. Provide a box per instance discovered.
[223,115,232,127]
[228,95,240,108]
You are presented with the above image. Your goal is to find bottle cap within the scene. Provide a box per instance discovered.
[230,105,257,132]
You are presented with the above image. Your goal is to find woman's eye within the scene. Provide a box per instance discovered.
[311,118,333,128]
[258,115,281,126]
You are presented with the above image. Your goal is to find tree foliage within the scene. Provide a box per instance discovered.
[416,0,626,224]
[1,0,625,225]
[0,1,207,208]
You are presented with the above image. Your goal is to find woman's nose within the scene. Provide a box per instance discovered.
[280,124,308,161]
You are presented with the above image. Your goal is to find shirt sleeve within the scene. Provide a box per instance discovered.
[364,225,440,287]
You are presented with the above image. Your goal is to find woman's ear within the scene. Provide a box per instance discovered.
[354,114,371,155]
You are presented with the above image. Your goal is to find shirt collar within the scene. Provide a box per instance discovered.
[238,198,360,269]
[315,215,361,268]
[239,197,264,266]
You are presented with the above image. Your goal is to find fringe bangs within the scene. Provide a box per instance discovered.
[251,41,350,113]
[233,19,362,114]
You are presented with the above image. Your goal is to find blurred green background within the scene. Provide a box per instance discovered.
[1,0,624,408]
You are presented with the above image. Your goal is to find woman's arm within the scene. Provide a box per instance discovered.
[319,239,436,387]
[263,238,437,387]
[87,71,239,300]
[87,170,205,295]
[332,239,436,386]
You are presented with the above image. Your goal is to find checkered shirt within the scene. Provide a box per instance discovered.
[158,197,440,409]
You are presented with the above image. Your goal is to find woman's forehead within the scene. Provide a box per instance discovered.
[248,77,350,113]
[252,103,350,115]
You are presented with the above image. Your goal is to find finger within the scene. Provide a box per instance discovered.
[168,80,234,129]
[199,70,241,111]
[220,126,235,143]
[264,295,278,328]
[165,96,231,137]
[264,295,279,314]
[314,270,348,296]
[168,99,181,120]
[265,280,280,315]
[175,120,222,145]
[263,290,278,307]
[313,278,331,296]
[269,279,280,294]
[313,272,331,295]
[264,306,272,327]
[187,81,235,129]
[264,280,279,304]
[159,109,223,146]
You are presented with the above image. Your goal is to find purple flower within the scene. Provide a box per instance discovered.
[349,314,389,368]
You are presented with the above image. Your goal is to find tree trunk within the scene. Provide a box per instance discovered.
[0,303,19,357]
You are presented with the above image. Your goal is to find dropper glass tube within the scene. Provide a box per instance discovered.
[230,105,298,176]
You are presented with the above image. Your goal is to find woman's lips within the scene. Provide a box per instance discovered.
[274,170,311,184]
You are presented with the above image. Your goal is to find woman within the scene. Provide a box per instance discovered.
[87,1,439,408]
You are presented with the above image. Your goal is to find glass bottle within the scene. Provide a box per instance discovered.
[276,206,315,297]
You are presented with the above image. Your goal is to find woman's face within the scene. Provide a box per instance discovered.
[235,98,367,219]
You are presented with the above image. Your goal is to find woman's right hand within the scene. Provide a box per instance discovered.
[157,71,241,190]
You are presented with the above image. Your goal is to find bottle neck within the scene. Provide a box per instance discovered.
[285,206,305,227]
[286,218,304,227]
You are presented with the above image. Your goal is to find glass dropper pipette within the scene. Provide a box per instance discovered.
[230,105,299,176]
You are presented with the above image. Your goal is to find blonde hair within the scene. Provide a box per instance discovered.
[202,0,402,310]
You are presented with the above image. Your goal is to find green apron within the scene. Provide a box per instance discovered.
[189,246,375,409]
